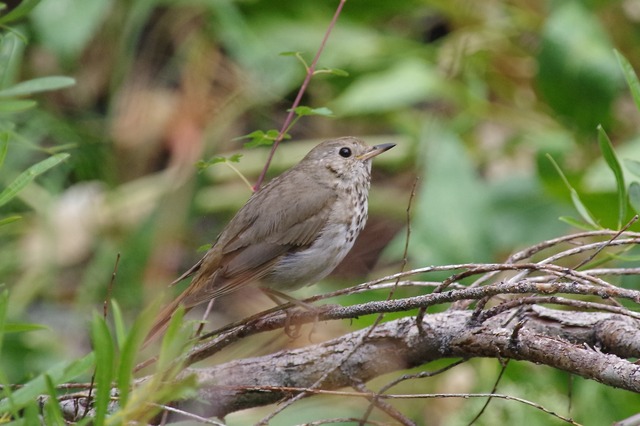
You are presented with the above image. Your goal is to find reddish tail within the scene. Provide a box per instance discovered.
[144,291,193,347]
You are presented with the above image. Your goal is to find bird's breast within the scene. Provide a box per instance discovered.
[264,189,369,291]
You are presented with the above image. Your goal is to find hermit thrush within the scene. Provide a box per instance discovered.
[146,137,395,342]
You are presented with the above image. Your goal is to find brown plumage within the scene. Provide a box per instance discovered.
[146,137,395,343]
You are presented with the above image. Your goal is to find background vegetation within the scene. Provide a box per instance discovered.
[1,0,640,424]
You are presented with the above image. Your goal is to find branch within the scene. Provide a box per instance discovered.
[59,306,640,422]
[56,230,640,423]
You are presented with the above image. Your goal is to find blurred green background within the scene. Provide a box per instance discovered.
[1,0,640,424]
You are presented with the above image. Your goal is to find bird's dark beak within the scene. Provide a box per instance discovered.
[357,143,396,161]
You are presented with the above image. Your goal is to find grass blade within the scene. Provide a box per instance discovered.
[0,153,69,207]
[629,182,640,215]
[615,49,640,113]
[91,313,115,426]
[597,125,626,228]
[546,154,598,228]
[0,76,75,98]
[0,353,95,413]
[0,132,8,169]
[116,301,156,410]
[0,0,41,25]
[43,375,65,426]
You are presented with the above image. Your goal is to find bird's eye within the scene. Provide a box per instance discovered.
[339,147,352,158]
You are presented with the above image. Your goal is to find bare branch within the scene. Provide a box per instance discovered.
[123,307,640,421]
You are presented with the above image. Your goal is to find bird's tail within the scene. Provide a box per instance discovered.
[144,290,193,347]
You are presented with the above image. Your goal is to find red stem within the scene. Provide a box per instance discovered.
[253,0,347,191]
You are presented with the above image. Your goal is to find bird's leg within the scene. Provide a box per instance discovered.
[261,288,302,338]
[261,288,322,339]
[261,288,316,309]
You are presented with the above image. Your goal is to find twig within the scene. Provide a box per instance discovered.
[249,3,348,422]
[185,271,640,365]
[571,215,638,270]
[376,359,467,396]
[150,403,225,425]
[103,252,121,319]
[351,380,415,426]
[476,295,640,323]
[253,0,347,190]
[381,393,580,425]
[466,359,510,426]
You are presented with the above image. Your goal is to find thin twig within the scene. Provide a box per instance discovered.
[466,359,510,426]
[381,393,580,425]
[571,215,638,270]
[351,380,415,426]
[185,273,640,364]
[476,295,640,323]
[103,252,121,319]
[253,0,347,190]
[150,403,225,425]
[376,359,467,396]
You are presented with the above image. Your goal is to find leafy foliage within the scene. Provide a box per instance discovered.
[1,0,640,424]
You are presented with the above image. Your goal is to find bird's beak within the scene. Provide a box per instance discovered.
[357,143,396,161]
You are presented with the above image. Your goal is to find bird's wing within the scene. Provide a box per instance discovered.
[169,257,203,287]
[222,171,336,251]
[190,173,337,300]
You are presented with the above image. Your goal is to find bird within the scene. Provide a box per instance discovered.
[145,137,395,343]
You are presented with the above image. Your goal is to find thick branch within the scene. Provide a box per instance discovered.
[147,306,640,420]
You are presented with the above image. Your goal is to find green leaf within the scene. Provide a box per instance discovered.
[597,125,626,228]
[154,308,197,385]
[239,129,282,148]
[0,0,40,25]
[0,132,7,169]
[91,314,115,426]
[0,215,21,226]
[0,32,25,90]
[0,99,37,113]
[559,216,598,230]
[547,154,598,228]
[43,375,65,426]
[116,301,157,409]
[23,401,40,425]
[111,300,127,350]
[293,106,334,117]
[570,186,599,228]
[3,322,47,333]
[0,153,70,208]
[201,156,226,166]
[614,49,640,113]
[0,76,75,98]
[228,153,243,162]
[293,106,312,116]
[314,67,349,77]
[196,154,244,172]
[629,182,640,215]
[625,159,640,178]
[537,2,619,133]
[0,290,8,356]
[0,353,95,413]
[332,58,445,115]
[197,243,212,252]
[278,51,308,69]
